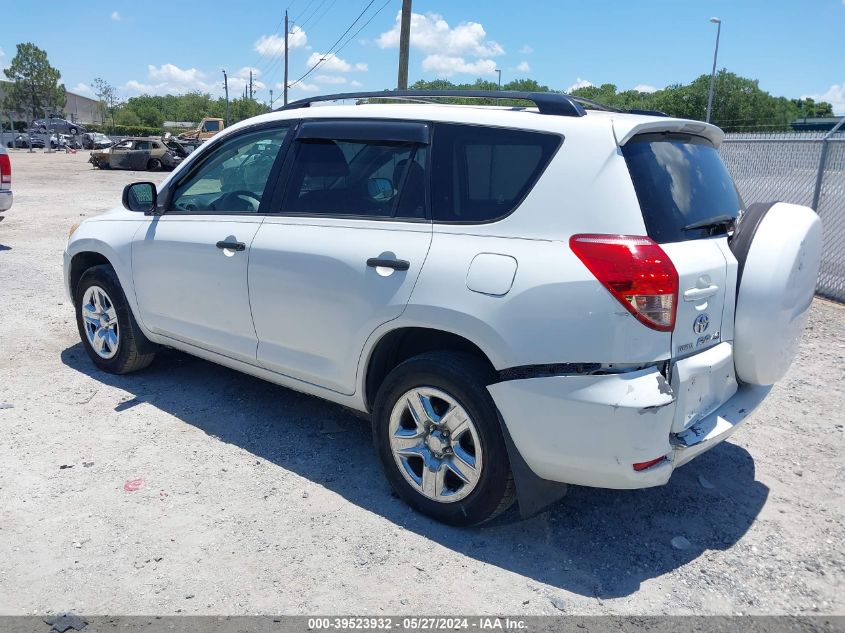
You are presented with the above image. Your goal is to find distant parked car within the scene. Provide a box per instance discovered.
[32,117,85,135]
[50,134,82,150]
[89,137,186,171]
[81,132,114,150]
[0,146,11,220]
[7,134,45,149]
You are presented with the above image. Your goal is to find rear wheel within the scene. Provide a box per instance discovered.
[373,351,515,526]
[75,265,156,374]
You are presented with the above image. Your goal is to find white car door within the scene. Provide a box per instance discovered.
[249,120,433,394]
[131,123,292,363]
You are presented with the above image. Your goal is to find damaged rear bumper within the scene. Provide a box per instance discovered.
[487,342,770,490]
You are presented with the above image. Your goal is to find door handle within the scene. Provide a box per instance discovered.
[367,257,410,271]
[683,284,719,301]
[216,240,246,251]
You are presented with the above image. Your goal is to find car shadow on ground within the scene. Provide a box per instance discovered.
[61,343,769,599]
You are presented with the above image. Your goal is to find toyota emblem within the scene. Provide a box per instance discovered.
[693,314,710,334]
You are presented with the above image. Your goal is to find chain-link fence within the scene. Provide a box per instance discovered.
[721,129,845,302]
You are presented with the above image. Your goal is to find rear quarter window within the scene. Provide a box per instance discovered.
[431,123,560,223]
[622,133,744,243]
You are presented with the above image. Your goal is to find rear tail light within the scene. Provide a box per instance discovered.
[570,234,678,332]
[0,153,10,186]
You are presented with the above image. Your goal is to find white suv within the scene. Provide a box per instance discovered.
[64,91,822,526]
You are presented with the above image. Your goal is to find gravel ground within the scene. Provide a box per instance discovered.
[0,150,843,616]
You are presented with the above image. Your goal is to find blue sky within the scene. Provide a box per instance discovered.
[2,0,844,113]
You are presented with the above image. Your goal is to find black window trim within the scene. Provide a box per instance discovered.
[159,119,298,217]
[265,117,432,223]
[429,121,564,226]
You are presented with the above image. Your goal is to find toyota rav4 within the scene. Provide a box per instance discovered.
[64,91,822,526]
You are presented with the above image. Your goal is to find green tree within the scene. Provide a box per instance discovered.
[92,77,118,131]
[2,43,66,123]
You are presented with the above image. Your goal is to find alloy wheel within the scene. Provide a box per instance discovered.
[81,285,120,359]
[388,387,483,503]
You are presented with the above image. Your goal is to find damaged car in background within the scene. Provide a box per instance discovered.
[89,137,189,171]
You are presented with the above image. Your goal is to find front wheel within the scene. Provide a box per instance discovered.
[146,158,162,171]
[75,265,156,374]
[372,351,515,526]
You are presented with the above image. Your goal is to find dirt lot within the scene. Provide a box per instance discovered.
[0,150,843,616]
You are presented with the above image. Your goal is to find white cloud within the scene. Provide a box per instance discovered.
[72,83,93,96]
[306,52,367,73]
[378,11,504,57]
[315,74,348,85]
[519,45,533,54]
[516,61,531,73]
[802,83,845,115]
[125,63,216,96]
[350,80,363,88]
[111,11,121,21]
[632,84,659,93]
[566,77,594,93]
[254,26,307,57]
[421,55,497,77]
[0,47,6,70]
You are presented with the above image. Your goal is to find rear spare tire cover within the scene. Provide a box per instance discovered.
[731,202,822,385]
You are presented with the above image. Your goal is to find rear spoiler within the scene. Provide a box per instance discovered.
[613,118,725,148]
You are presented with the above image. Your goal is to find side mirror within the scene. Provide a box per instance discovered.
[122,182,158,214]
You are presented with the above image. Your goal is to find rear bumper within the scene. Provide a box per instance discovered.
[0,190,12,212]
[488,346,771,489]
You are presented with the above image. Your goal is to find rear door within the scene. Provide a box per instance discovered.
[621,132,744,430]
[249,119,432,395]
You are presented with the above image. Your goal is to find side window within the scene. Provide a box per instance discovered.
[115,140,133,150]
[280,138,427,219]
[169,126,289,214]
[430,123,560,223]
[135,140,152,151]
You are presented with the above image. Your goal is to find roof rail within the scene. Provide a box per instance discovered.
[278,90,588,117]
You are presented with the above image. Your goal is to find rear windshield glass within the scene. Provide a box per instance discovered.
[622,133,743,243]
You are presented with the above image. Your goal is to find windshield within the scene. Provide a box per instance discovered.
[622,133,744,243]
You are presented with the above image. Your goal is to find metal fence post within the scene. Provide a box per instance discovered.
[811,117,845,211]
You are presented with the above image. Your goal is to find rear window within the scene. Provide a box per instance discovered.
[622,133,744,243]
[431,123,560,223]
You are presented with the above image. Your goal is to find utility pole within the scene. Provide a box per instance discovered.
[270,89,274,109]
[249,70,253,100]
[706,17,722,124]
[283,10,289,105]
[222,69,229,127]
[495,69,502,89]
[397,0,412,89]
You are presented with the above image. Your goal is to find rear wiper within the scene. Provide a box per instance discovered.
[682,215,736,232]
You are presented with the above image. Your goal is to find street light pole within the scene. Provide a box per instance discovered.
[706,17,722,124]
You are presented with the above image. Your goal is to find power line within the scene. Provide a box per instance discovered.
[291,0,318,24]
[298,0,329,30]
[300,0,339,34]
[288,0,386,88]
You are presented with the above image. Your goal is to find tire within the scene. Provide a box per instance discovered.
[74,265,156,374]
[69,127,78,135]
[146,158,162,171]
[372,351,515,526]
